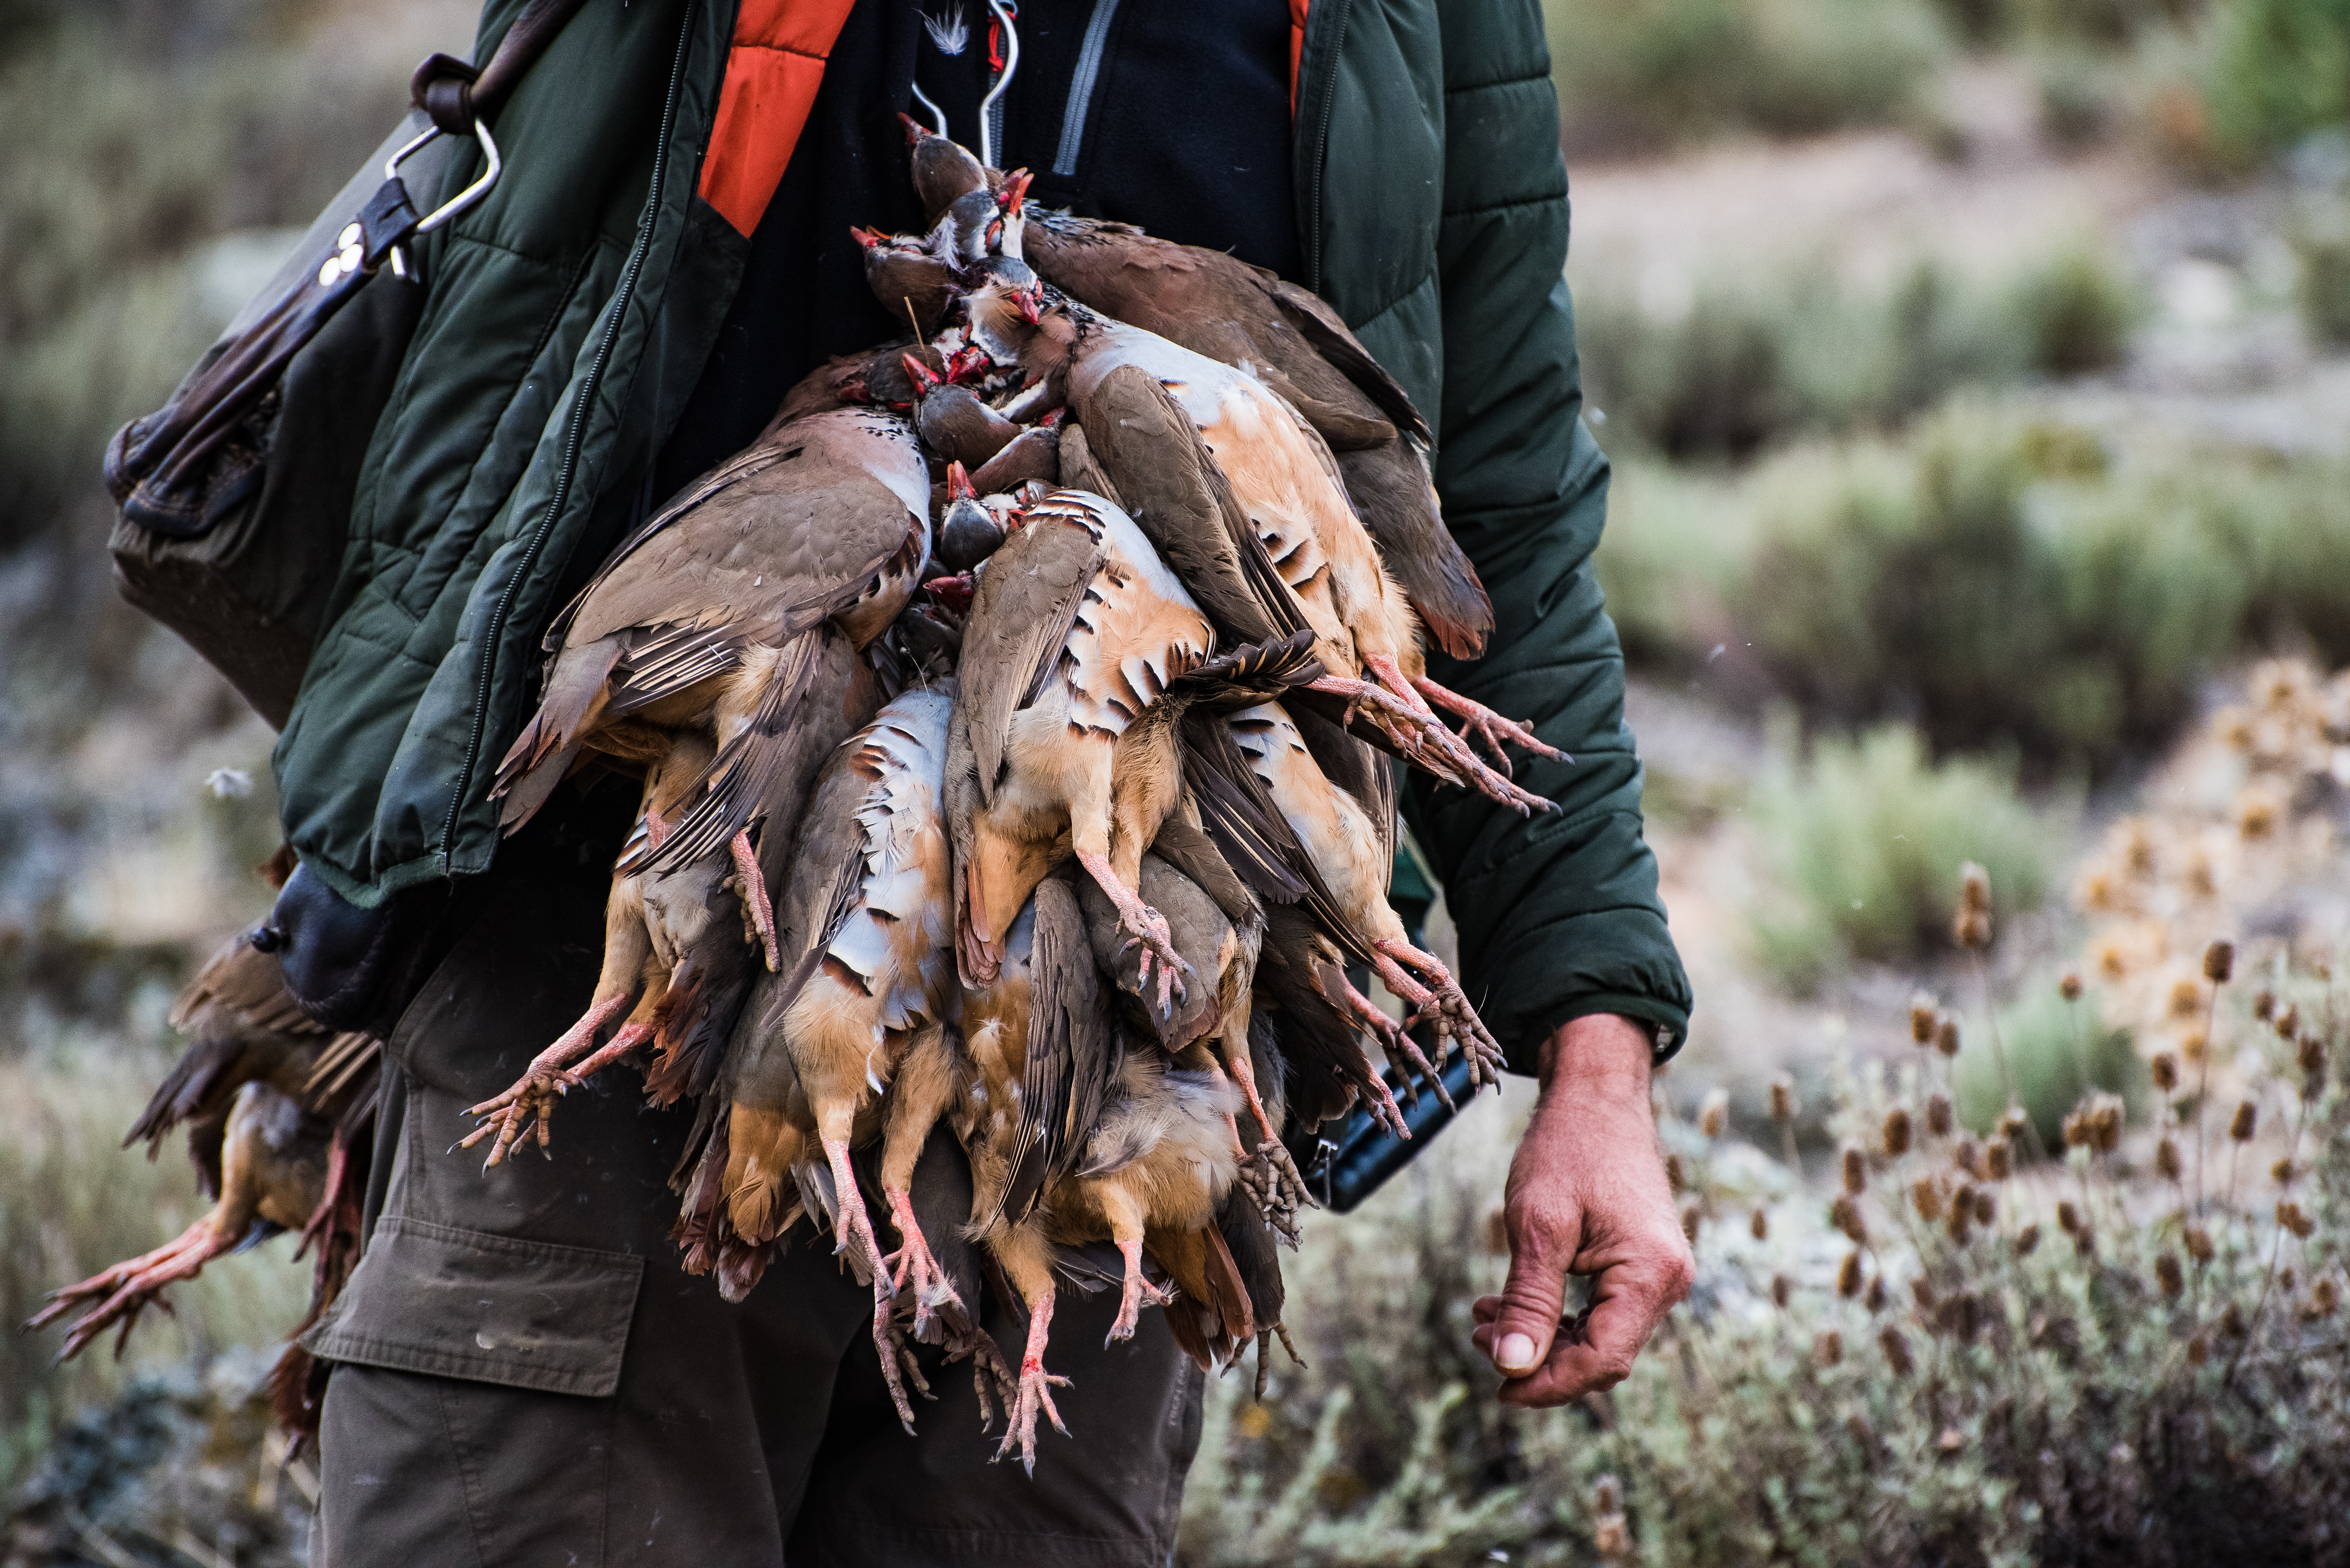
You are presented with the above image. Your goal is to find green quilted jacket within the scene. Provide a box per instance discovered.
[268,0,1693,1069]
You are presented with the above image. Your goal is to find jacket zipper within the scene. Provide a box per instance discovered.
[1298,0,1352,293]
[439,0,699,869]
[1051,0,1122,177]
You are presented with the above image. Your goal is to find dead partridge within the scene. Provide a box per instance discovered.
[687,689,959,1430]
[956,877,1121,1473]
[946,488,1213,1006]
[963,269,1559,815]
[1020,204,1492,659]
[1227,700,1506,1088]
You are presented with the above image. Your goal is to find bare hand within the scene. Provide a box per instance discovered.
[1471,1013,1692,1406]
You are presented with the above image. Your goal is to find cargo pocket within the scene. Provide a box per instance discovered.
[302,1214,643,1396]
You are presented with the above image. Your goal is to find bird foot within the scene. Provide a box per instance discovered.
[1108,1239,1173,1344]
[884,1189,965,1340]
[1409,675,1568,775]
[460,993,635,1167]
[1337,975,1450,1113]
[823,1137,895,1294]
[26,1220,229,1362]
[1314,662,1553,816]
[1245,1141,1311,1246]
[873,1274,935,1433]
[1375,939,1505,1093]
[728,829,782,972]
[1075,850,1192,1011]
[995,1292,1071,1476]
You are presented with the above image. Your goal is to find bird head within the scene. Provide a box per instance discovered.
[946,460,976,503]
[963,260,1054,366]
[899,350,945,397]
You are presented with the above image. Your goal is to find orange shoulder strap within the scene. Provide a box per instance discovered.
[1289,0,1310,114]
[698,0,862,236]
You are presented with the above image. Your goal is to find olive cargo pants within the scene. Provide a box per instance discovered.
[303,794,1204,1566]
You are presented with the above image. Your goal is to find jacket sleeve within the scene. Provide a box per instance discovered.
[1403,0,1693,1072]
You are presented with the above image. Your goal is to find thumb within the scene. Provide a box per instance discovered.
[1489,1211,1574,1377]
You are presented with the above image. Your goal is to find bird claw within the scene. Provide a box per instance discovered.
[873,1277,935,1433]
[885,1190,964,1340]
[1372,939,1505,1094]
[996,1359,1072,1476]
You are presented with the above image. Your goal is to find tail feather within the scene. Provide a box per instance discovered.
[495,639,625,831]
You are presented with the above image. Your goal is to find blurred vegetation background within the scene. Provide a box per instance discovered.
[4,0,2350,1560]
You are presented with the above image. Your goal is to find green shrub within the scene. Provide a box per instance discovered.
[2194,0,2350,171]
[1181,951,2350,1565]
[1704,408,2350,768]
[2297,208,2350,344]
[1953,976,2143,1145]
[1544,0,1952,155]
[1745,721,2065,991]
[2011,244,2139,375]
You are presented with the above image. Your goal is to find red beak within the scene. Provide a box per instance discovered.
[898,112,930,146]
[899,351,943,394]
[1016,286,1044,326]
[999,169,1033,217]
[946,460,975,502]
[850,225,885,250]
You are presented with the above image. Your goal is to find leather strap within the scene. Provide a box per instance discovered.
[412,0,594,137]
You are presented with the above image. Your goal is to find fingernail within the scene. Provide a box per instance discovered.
[1497,1332,1537,1373]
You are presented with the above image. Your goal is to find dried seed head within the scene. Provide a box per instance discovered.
[1947,1187,1976,1245]
[1926,1093,1954,1137]
[2170,976,2206,1020]
[1772,1273,1793,1308]
[1831,1194,1868,1245]
[1998,1108,2033,1143]
[1842,1145,1867,1196]
[1954,1136,1982,1178]
[2071,1222,2095,1257]
[1593,1514,1630,1561]
[1865,1273,1888,1312]
[2151,1053,2180,1093]
[2308,1279,2341,1320]
[2230,1101,2257,1142]
[1680,1202,1702,1245]
[2281,1267,2297,1291]
[2014,1223,2041,1256]
[1985,1137,2012,1181]
[1973,1189,1997,1226]
[2155,1251,2184,1299]
[2254,988,2277,1021]
[2060,970,2084,1003]
[2187,1333,2210,1366]
[1698,1090,1728,1140]
[1883,1107,1913,1157]
[1911,1176,1946,1222]
[2274,1001,2300,1039]
[1593,1475,1622,1515]
[2279,1200,2316,1238]
[2203,941,2235,983]
[1750,1206,1770,1242]
[1879,1325,1914,1377]
[2185,1225,2215,1264]
[2063,1109,2093,1149]
[1665,1152,1687,1195]
[2180,1027,2210,1064]
[2057,1200,2083,1236]
[1910,994,1938,1045]
[1910,1276,1937,1314]
[2093,1101,2122,1153]
[1814,1328,1844,1368]
[1838,1250,1864,1298]
[1935,1017,1962,1057]
[2157,1138,2183,1181]
[2273,1157,2296,1185]
[2299,1031,2327,1073]
[2220,1301,2247,1338]
[1768,1074,1797,1124]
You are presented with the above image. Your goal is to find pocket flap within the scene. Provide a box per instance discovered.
[302,1215,643,1396]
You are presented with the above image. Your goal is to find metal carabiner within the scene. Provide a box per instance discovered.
[907,0,1020,166]
[388,118,504,234]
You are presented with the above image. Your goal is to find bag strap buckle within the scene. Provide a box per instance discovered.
[358,119,501,282]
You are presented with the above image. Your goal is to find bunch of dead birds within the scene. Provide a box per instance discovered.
[32,125,1565,1475]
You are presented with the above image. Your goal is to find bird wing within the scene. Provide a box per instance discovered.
[1264,278,1434,446]
[1288,702,1398,875]
[954,499,1105,807]
[1148,812,1260,930]
[1183,710,1377,969]
[170,936,319,1038]
[1332,442,1492,661]
[996,873,1121,1227]
[1076,365,1310,649]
